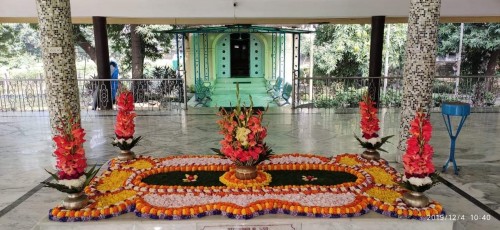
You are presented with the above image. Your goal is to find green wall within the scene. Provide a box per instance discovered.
[186,33,286,86]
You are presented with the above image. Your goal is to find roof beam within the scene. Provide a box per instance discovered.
[1,16,500,25]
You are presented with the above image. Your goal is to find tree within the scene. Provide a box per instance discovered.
[383,24,407,77]
[73,25,96,63]
[0,25,17,52]
[108,24,173,78]
[0,24,21,64]
[439,23,500,76]
[438,23,500,106]
[107,24,173,101]
[62,24,173,79]
[1,24,43,71]
[311,24,407,78]
[313,24,371,77]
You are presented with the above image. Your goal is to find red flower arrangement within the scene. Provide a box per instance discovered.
[214,84,272,166]
[112,90,141,150]
[401,111,438,192]
[43,113,100,194]
[54,116,86,179]
[355,93,393,151]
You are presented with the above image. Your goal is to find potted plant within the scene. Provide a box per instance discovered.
[112,88,142,160]
[354,92,393,160]
[400,111,439,208]
[213,84,272,180]
[42,112,100,210]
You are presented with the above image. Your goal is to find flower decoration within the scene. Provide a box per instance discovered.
[48,154,444,222]
[302,175,318,182]
[354,92,393,152]
[401,111,439,192]
[214,84,272,166]
[219,170,272,188]
[182,174,198,182]
[42,112,100,194]
[112,89,142,150]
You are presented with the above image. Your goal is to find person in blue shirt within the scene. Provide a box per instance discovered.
[110,61,119,103]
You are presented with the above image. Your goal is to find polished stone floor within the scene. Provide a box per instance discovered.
[0,108,498,229]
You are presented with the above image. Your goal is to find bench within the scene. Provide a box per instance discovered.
[194,81,213,106]
[280,83,293,106]
[267,77,283,94]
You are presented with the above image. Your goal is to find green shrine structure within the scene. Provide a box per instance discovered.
[159,25,311,107]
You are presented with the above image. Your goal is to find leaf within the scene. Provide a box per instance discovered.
[112,136,142,150]
[130,136,142,147]
[353,134,364,145]
[254,144,273,165]
[41,181,80,194]
[380,135,394,144]
[210,148,226,158]
[84,164,102,187]
[44,169,60,181]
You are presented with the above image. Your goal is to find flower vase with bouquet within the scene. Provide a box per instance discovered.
[42,111,100,210]
[213,84,272,180]
[400,111,439,208]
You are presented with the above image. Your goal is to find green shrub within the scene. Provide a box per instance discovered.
[334,88,363,108]
[433,80,455,94]
[432,94,458,107]
[381,89,402,107]
[314,97,339,108]
[313,87,365,108]
[484,92,497,106]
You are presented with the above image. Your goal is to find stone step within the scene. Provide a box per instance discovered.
[212,89,268,95]
[195,77,276,107]
[215,78,267,84]
[212,79,268,95]
[214,83,267,88]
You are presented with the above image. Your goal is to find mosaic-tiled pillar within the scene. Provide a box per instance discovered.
[398,0,441,161]
[35,0,81,134]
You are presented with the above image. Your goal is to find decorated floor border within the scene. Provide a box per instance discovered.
[48,153,444,222]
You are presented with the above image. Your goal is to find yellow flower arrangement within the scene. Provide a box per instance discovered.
[363,166,396,185]
[95,190,137,208]
[123,160,153,170]
[366,187,402,204]
[337,156,360,166]
[96,170,132,192]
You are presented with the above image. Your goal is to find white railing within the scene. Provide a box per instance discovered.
[0,78,185,112]
[294,76,499,109]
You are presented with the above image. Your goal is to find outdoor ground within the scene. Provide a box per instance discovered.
[0,108,498,229]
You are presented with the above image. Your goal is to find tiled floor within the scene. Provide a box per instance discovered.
[0,108,498,229]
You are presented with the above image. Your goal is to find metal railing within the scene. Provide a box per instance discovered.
[0,78,185,112]
[294,76,500,109]
[1,76,498,113]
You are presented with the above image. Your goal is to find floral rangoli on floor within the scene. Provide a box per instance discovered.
[48,153,444,222]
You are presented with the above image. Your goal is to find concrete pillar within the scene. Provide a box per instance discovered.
[368,16,385,108]
[93,16,112,109]
[35,0,81,134]
[398,0,441,161]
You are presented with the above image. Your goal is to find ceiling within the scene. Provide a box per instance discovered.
[1,0,499,24]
